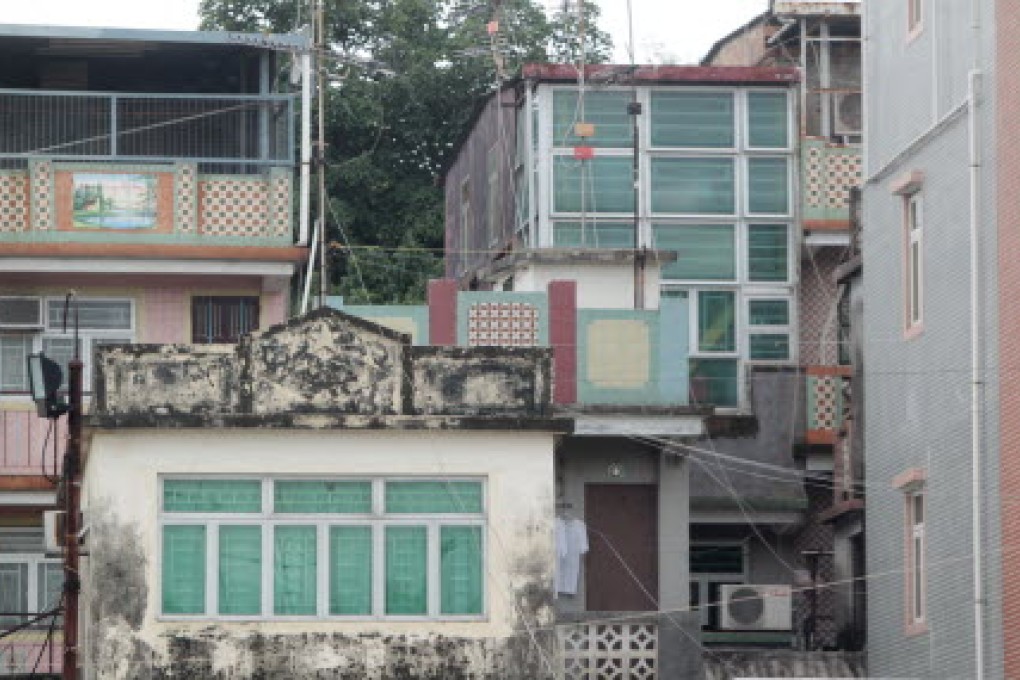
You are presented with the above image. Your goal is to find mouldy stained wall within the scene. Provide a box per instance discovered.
[703,650,866,679]
[240,312,406,416]
[95,344,238,416]
[410,347,552,417]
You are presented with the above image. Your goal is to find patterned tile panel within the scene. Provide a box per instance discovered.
[174,163,199,234]
[29,159,54,231]
[0,172,28,233]
[199,176,270,237]
[467,301,540,346]
[560,623,657,680]
[268,167,292,237]
[808,374,845,431]
[802,139,862,223]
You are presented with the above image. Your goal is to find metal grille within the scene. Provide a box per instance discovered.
[0,90,294,166]
[559,623,657,680]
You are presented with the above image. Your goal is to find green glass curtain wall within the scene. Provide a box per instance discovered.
[554,156,634,214]
[748,157,790,214]
[330,526,373,615]
[219,525,262,615]
[162,525,206,615]
[748,299,790,326]
[274,481,372,514]
[274,526,317,615]
[689,358,739,407]
[385,526,428,615]
[164,479,261,513]
[553,222,635,249]
[653,225,735,280]
[650,92,734,148]
[651,158,734,215]
[698,291,736,352]
[440,526,483,615]
[748,92,789,148]
[385,481,483,514]
[553,90,633,148]
[748,224,789,282]
[749,334,791,360]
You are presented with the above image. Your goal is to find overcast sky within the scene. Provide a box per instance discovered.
[1,0,769,65]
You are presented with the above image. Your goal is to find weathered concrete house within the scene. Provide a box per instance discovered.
[81,308,568,678]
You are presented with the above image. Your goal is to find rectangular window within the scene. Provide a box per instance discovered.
[748,299,790,326]
[0,335,32,392]
[653,225,735,281]
[650,92,734,148]
[651,158,735,215]
[748,157,790,215]
[553,90,633,148]
[0,558,62,629]
[748,334,790,361]
[47,300,131,331]
[689,358,738,408]
[747,92,789,148]
[748,224,789,282]
[698,291,736,353]
[908,491,925,624]
[38,297,135,394]
[906,194,923,328]
[159,478,485,619]
[553,156,634,214]
[191,296,260,344]
[908,0,923,32]
[553,222,634,249]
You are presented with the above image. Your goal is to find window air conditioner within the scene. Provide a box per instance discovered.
[43,510,65,555]
[719,584,793,631]
[833,92,863,137]
[0,296,43,329]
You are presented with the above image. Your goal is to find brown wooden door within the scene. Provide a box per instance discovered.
[585,483,658,611]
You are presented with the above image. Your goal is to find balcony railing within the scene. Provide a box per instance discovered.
[0,90,294,167]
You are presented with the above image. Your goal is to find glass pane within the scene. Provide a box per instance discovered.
[329,526,372,615]
[162,525,206,614]
[653,225,735,280]
[0,335,32,391]
[553,90,633,148]
[913,494,924,525]
[748,224,789,282]
[748,157,789,214]
[553,222,635,249]
[689,358,739,407]
[441,526,483,615]
[650,92,734,148]
[748,299,790,326]
[651,158,734,215]
[385,526,427,615]
[749,334,790,360]
[163,480,262,513]
[0,563,27,626]
[38,562,63,624]
[698,291,736,352]
[48,300,131,330]
[273,526,317,615]
[748,92,789,148]
[385,481,483,514]
[219,526,261,615]
[42,337,75,390]
[690,545,744,574]
[274,481,372,514]
[553,156,634,213]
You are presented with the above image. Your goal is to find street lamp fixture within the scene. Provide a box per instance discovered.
[27,353,69,419]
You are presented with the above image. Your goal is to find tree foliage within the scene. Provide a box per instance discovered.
[200,0,611,303]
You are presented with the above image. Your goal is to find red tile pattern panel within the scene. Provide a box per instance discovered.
[467,302,539,346]
[549,280,577,404]
[199,178,270,236]
[0,173,28,232]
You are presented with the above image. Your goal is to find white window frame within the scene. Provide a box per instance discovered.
[42,297,135,391]
[646,87,738,154]
[689,541,748,628]
[745,222,794,285]
[907,490,925,625]
[0,553,62,625]
[742,89,795,153]
[906,193,923,330]
[157,476,488,623]
[744,295,796,364]
[0,333,34,393]
[744,155,793,219]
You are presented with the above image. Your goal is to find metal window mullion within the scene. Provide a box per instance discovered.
[261,522,272,617]
[427,522,440,617]
[208,522,218,616]
[317,522,328,618]
[372,523,384,618]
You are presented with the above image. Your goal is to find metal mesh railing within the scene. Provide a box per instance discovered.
[0,90,294,166]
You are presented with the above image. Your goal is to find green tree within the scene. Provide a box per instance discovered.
[200,0,611,303]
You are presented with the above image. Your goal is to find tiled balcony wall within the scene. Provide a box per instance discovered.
[802,138,863,229]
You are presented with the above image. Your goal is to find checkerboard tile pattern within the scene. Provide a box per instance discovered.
[29,159,54,231]
[804,143,863,210]
[174,163,199,233]
[199,178,271,236]
[268,169,292,237]
[808,374,845,431]
[467,302,540,346]
[0,172,28,233]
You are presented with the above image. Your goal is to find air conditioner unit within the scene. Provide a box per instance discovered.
[43,510,65,555]
[833,92,863,137]
[0,296,43,329]
[719,584,793,631]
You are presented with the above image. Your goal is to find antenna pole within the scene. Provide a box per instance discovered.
[315,0,328,308]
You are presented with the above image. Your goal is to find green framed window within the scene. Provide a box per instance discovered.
[698,291,736,353]
[748,224,789,282]
[747,92,789,148]
[748,157,789,215]
[689,358,739,407]
[653,225,735,281]
[554,156,634,213]
[650,92,734,148]
[748,299,790,326]
[691,545,745,574]
[553,90,633,148]
[160,477,485,619]
[749,334,790,361]
[651,158,735,215]
[554,222,635,249]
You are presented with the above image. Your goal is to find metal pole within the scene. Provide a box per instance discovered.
[316,0,328,308]
[62,357,82,680]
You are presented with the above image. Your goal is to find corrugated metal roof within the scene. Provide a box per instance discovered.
[522,63,799,86]
[0,23,308,51]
